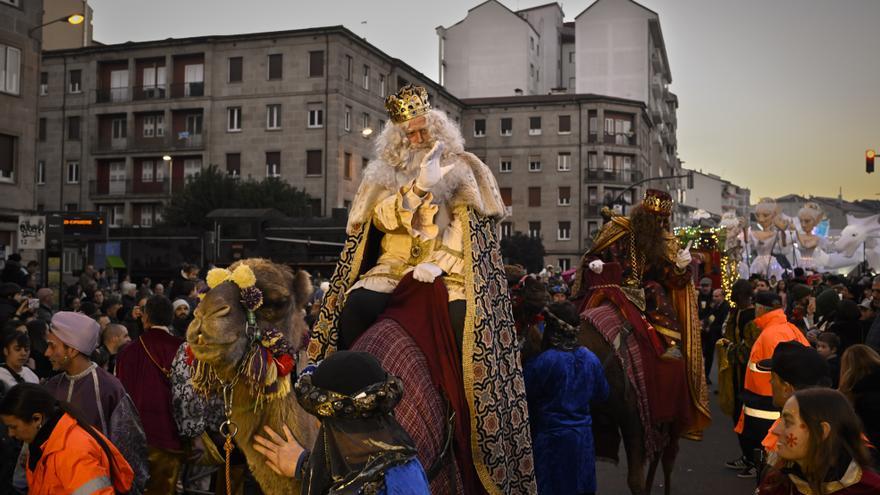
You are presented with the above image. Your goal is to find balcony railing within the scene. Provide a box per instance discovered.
[585,168,643,184]
[584,204,603,218]
[90,179,170,198]
[94,137,129,152]
[603,133,637,146]
[170,82,205,98]
[95,88,131,103]
[133,85,167,101]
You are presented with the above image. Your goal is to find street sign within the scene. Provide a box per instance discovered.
[18,215,46,250]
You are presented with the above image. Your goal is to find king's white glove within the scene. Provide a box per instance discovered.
[415,142,453,192]
[675,241,693,269]
[588,260,604,274]
[413,262,444,283]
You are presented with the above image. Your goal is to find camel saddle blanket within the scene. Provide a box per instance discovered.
[581,303,662,458]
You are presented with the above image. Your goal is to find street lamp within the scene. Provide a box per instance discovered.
[163,155,172,196]
[361,127,373,138]
[28,13,85,36]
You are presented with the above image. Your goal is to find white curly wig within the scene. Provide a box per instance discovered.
[375,109,465,168]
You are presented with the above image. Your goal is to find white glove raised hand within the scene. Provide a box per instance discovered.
[588,260,604,274]
[675,241,693,269]
[415,142,454,192]
[412,262,444,283]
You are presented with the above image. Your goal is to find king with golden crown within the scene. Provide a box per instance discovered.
[310,85,537,493]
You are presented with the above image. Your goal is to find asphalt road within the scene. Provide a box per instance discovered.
[595,367,759,495]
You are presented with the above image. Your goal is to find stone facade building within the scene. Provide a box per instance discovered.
[461,93,654,271]
[0,0,41,251]
[36,26,462,228]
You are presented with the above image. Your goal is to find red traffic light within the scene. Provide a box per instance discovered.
[868,149,876,174]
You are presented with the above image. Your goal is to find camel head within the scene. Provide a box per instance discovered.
[833,214,880,257]
[187,258,312,382]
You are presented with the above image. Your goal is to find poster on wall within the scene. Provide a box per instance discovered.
[18,215,46,250]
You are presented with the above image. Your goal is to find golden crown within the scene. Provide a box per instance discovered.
[642,189,674,216]
[384,84,431,123]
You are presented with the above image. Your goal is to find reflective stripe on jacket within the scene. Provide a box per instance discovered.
[26,413,134,495]
[743,309,809,397]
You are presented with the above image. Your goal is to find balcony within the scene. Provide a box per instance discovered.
[585,168,643,184]
[603,132,637,146]
[584,204,603,218]
[90,179,170,198]
[170,82,205,98]
[96,88,131,104]
[133,85,168,101]
[94,137,129,153]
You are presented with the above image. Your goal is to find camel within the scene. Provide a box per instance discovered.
[186,258,319,495]
[511,275,679,495]
[577,311,680,495]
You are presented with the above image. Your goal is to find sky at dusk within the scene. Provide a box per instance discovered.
[87,0,880,201]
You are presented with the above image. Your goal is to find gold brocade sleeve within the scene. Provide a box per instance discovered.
[427,212,465,275]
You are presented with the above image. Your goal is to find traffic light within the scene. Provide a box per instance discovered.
[868,149,876,174]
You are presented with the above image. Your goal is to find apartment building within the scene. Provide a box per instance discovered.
[462,93,654,271]
[0,0,41,250]
[680,168,751,219]
[36,26,463,229]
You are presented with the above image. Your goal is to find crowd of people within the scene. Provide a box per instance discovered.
[1,253,880,494]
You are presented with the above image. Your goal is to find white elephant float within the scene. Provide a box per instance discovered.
[813,213,880,272]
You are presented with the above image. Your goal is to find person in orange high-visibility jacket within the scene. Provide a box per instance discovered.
[732,290,809,478]
[0,384,133,495]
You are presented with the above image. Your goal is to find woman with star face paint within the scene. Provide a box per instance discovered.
[757,388,880,495]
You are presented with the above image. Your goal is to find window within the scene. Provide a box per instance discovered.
[143,116,155,137]
[569,51,575,63]
[0,134,14,182]
[528,187,541,207]
[0,44,21,95]
[306,149,322,176]
[111,118,126,139]
[362,157,369,169]
[68,69,81,93]
[529,117,541,135]
[185,113,203,136]
[220,56,242,83]
[500,222,513,239]
[344,106,351,132]
[266,151,281,178]
[66,161,79,183]
[309,51,324,77]
[38,118,46,141]
[528,158,541,172]
[558,186,571,206]
[184,158,202,179]
[155,159,166,181]
[587,187,598,206]
[528,222,541,239]
[140,204,155,227]
[604,117,614,136]
[361,112,369,130]
[603,154,614,172]
[500,187,512,206]
[588,152,598,170]
[474,119,486,137]
[226,153,241,178]
[308,105,324,128]
[142,66,164,92]
[110,205,124,228]
[67,116,80,140]
[558,221,571,241]
[500,118,512,136]
[344,152,352,180]
[268,53,283,80]
[107,162,125,193]
[379,74,386,97]
[141,160,154,182]
[345,55,353,81]
[499,159,512,173]
[529,63,534,77]
[559,258,571,271]
[557,152,571,172]
[558,115,571,134]
[40,71,48,95]
[155,114,165,137]
[362,65,370,90]
[588,110,598,142]
[266,104,281,129]
[36,160,45,184]
[227,107,241,132]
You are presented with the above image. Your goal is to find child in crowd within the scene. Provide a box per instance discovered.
[816,332,841,387]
